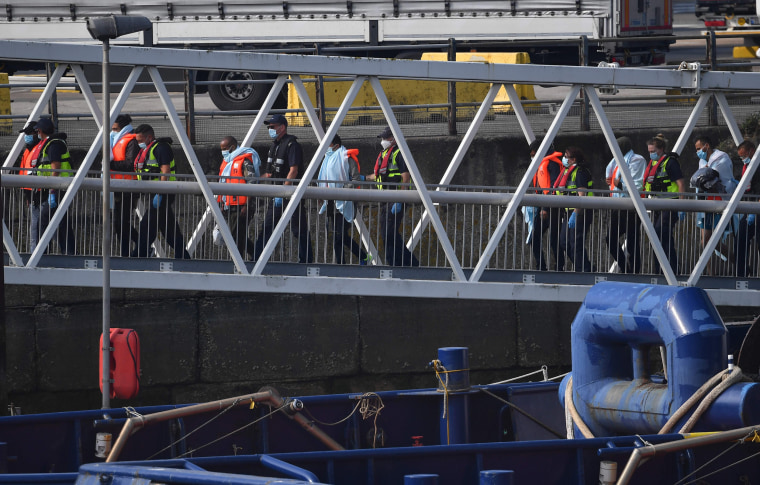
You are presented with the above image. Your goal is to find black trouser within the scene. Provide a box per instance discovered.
[559,209,592,272]
[606,209,642,274]
[39,194,75,255]
[254,199,313,264]
[325,202,367,264]
[133,193,191,259]
[113,192,139,257]
[380,203,419,267]
[652,210,679,275]
[735,216,758,278]
[531,207,565,271]
[225,204,255,260]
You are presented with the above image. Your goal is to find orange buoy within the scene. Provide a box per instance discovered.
[99,328,140,399]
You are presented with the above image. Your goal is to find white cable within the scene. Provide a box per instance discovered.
[679,367,744,434]
[564,376,594,439]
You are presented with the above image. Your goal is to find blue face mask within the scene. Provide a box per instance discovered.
[110,131,119,146]
[268,128,278,139]
[24,134,35,145]
[221,150,231,161]
[649,151,659,160]
[561,156,570,168]
[743,157,751,165]
[697,148,707,160]
[325,147,334,155]
[138,142,147,149]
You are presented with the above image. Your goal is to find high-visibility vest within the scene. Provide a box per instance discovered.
[217,152,252,206]
[554,165,593,210]
[37,137,72,177]
[643,154,679,198]
[111,134,138,180]
[374,145,402,190]
[135,141,176,181]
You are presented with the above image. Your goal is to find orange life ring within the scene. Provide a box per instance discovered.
[99,328,140,399]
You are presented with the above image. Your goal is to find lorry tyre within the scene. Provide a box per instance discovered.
[208,70,268,111]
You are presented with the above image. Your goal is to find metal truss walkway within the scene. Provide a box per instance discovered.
[2,40,760,306]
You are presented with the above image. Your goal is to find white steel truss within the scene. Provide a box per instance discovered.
[2,40,760,305]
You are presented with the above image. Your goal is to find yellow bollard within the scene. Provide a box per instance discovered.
[0,73,11,135]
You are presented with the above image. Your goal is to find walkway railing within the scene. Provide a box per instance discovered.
[1,40,759,304]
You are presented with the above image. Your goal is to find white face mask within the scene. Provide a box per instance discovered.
[381,139,392,150]
[268,128,278,139]
[138,142,147,149]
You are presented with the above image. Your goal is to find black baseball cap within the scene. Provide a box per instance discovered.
[36,118,55,134]
[378,126,393,139]
[18,121,37,135]
[264,114,288,126]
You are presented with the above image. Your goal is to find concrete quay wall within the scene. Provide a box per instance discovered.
[4,286,580,413]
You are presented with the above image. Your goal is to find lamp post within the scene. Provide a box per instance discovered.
[87,15,152,409]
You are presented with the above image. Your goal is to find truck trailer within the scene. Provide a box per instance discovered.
[1,0,674,110]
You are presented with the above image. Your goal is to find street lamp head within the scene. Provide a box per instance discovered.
[86,15,152,41]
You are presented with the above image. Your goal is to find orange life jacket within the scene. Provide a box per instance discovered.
[532,151,563,194]
[20,141,43,191]
[346,148,360,172]
[112,134,138,180]
[611,164,645,198]
[217,152,252,206]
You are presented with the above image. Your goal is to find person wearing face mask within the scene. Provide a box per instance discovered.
[109,114,140,257]
[604,136,646,274]
[254,114,313,263]
[554,146,593,272]
[317,134,371,265]
[734,140,760,277]
[526,137,564,272]
[365,126,419,267]
[33,117,76,255]
[693,135,736,275]
[17,121,42,251]
[131,123,191,259]
[216,135,261,260]
[643,134,686,274]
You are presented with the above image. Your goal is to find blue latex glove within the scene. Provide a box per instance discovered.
[748,214,756,225]
[274,197,283,208]
[678,211,686,221]
[359,175,366,181]
[48,191,57,209]
[567,211,576,229]
[391,202,403,214]
[152,194,162,209]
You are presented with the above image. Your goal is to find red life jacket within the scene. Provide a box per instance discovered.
[553,164,577,191]
[133,140,156,173]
